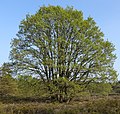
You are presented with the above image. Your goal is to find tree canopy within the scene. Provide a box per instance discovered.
[10,6,117,91]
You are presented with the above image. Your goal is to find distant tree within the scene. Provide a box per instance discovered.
[0,75,18,96]
[0,63,18,96]
[87,82,112,96]
[10,6,117,101]
[17,75,46,97]
[0,63,13,77]
[113,81,120,93]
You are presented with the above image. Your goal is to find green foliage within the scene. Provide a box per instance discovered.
[9,5,117,101]
[10,6,117,84]
[0,62,13,77]
[48,77,81,102]
[17,75,47,97]
[0,75,18,96]
[0,63,18,96]
[87,82,112,95]
[113,81,120,93]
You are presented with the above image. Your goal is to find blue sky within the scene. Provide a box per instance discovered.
[0,0,120,79]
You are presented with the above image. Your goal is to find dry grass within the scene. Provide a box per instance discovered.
[0,95,120,114]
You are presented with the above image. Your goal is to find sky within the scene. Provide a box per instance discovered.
[0,0,120,79]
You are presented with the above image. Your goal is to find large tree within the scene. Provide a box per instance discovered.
[10,6,117,91]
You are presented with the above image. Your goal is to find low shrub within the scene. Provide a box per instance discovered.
[0,96,120,114]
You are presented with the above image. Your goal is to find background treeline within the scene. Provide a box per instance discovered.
[0,61,119,104]
[0,74,120,101]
